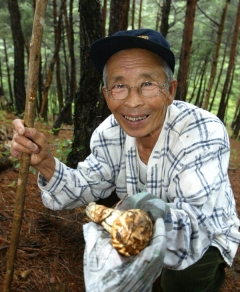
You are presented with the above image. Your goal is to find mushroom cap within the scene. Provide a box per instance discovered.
[111,209,153,256]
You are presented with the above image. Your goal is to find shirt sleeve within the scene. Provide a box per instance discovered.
[38,143,121,210]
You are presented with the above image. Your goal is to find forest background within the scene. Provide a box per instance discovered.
[0,1,240,291]
[0,0,240,166]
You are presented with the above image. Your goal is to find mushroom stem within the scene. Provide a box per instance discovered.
[85,202,122,233]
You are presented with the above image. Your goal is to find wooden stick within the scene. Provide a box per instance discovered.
[3,1,48,291]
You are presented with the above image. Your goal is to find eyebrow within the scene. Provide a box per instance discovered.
[108,72,160,84]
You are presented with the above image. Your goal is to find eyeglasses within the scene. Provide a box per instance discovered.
[105,81,167,100]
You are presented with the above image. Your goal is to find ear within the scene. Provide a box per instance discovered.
[102,86,112,109]
[102,86,108,100]
[167,79,178,105]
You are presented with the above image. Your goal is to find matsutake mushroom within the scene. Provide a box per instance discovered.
[85,202,153,256]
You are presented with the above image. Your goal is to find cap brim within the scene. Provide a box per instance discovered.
[90,35,175,74]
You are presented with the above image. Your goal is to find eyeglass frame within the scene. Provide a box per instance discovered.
[104,80,168,100]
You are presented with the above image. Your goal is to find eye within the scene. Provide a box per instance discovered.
[141,81,156,87]
[112,84,126,89]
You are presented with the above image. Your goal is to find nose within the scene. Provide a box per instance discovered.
[123,86,144,107]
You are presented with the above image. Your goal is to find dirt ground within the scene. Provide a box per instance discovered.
[0,112,240,292]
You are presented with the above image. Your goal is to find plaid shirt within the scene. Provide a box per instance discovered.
[39,101,240,269]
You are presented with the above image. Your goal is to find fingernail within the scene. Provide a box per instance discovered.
[25,128,30,134]
[30,144,37,151]
[18,128,24,135]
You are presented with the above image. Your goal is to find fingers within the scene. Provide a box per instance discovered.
[10,119,55,180]
[12,119,41,143]
[12,119,25,135]
[11,131,40,156]
[11,119,47,160]
[10,148,22,159]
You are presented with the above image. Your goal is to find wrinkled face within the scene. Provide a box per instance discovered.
[102,49,177,143]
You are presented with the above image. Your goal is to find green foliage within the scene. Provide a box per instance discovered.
[19,1,34,42]
[54,138,73,163]
[0,111,11,129]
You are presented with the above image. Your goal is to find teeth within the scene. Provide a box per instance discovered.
[124,115,147,121]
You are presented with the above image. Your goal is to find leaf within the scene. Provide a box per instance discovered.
[16,269,32,280]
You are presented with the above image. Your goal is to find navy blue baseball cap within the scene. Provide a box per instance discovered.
[90,28,175,74]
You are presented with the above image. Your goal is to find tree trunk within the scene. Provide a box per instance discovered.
[62,0,75,125]
[101,0,107,36]
[54,0,64,113]
[160,0,171,37]
[52,0,76,132]
[217,0,240,122]
[209,37,229,112]
[191,53,209,106]
[40,0,66,121]
[175,0,197,101]
[232,98,240,126]
[199,76,207,108]
[131,0,136,29]
[0,61,3,91]
[203,0,230,110]
[138,0,143,29]
[108,0,130,35]
[231,98,240,139]
[52,100,72,135]
[7,0,26,115]
[194,65,206,107]
[62,28,69,109]
[3,38,14,107]
[188,56,207,104]
[66,0,104,167]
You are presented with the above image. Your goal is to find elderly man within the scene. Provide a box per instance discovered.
[11,29,240,292]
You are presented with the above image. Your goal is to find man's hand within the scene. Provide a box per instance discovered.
[10,119,55,181]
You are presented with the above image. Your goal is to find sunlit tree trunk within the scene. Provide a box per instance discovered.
[175,0,197,101]
[37,55,43,115]
[0,61,3,92]
[217,0,240,122]
[3,38,14,106]
[188,50,210,104]
[40,0,65,121]
[62,30,69,104]
[131,0,136,29]
[191,53,209,106]
[155,5,161,31]
[203,0,230,110]
[54,0,64,112]
[108,0,130,35]
[63,0,75,124]
[7,0,26,115]
[52,0,76,132]
[209,37,229,112]
[138,0,143,29]
[64,0,76,123]
[194,66,206,107]
[102,0,107,36]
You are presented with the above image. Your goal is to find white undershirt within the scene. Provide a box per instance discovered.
[136,149,147,192]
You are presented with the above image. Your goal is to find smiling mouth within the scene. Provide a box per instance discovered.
[124,115,148,122]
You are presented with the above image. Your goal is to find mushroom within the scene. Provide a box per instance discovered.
[85,202,153,256]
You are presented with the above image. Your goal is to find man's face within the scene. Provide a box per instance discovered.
[102,48,177,142]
